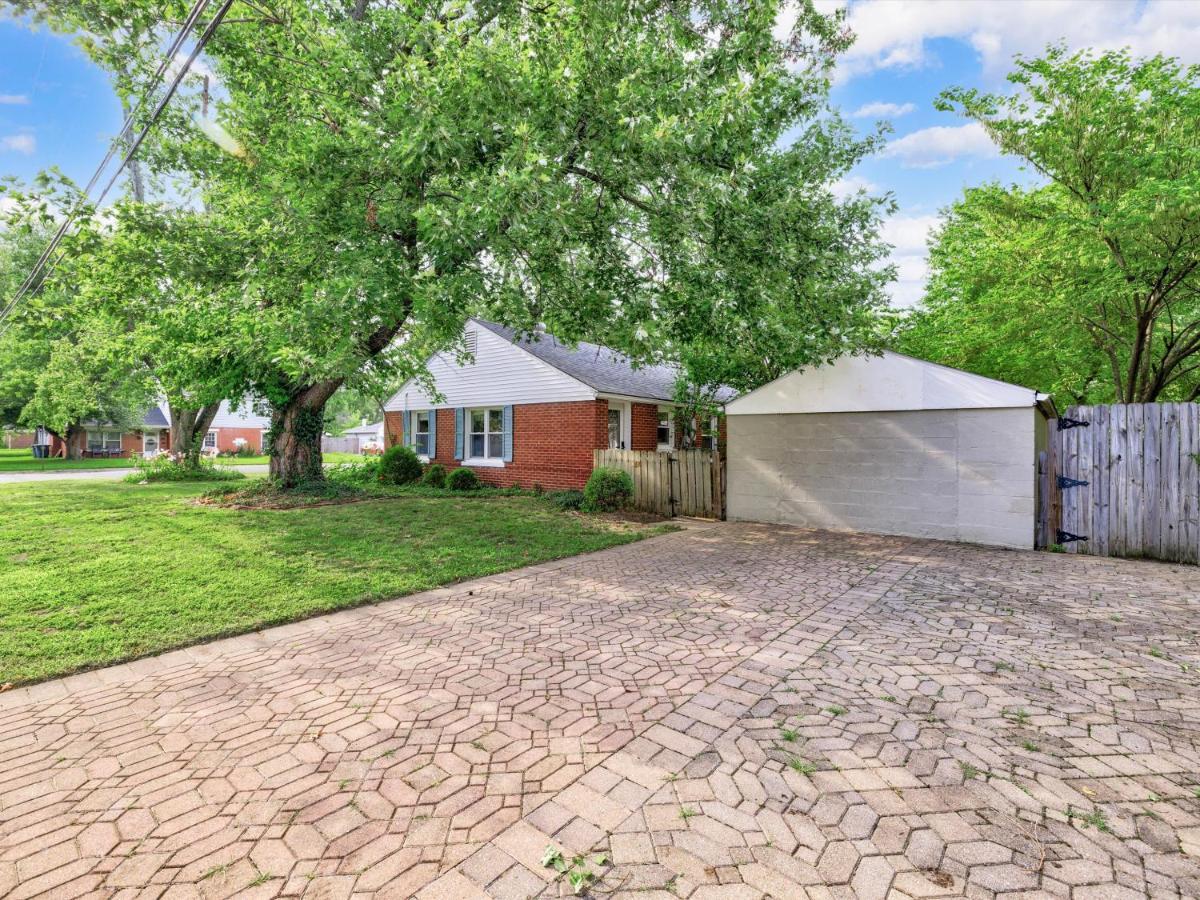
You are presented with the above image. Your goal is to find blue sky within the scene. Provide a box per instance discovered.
[2,1,1198,306]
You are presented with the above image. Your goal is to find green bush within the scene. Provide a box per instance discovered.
[327,458,380,486]
[378,445,422,485]
[582,467,633,512]
[548,489,584,511]
[446,467,481,491]
[422,463,447,488]
[124,456,246,484]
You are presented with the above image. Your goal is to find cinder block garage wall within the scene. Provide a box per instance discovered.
[727,407,1038,549]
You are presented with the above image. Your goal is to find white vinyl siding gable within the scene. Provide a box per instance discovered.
[385,322,596,412]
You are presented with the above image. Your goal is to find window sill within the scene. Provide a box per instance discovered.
[462,457,505,468]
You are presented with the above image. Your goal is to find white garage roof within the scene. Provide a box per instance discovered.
[727,351,1050,415]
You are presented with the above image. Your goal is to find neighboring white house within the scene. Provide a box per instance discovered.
[725,351,1055,550]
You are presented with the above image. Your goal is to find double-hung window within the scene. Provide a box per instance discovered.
[469,408,505,460]
[412,411,431,457]
[702,415,720,451]
[87,430,123,453]
[203,430,217,450]
[656,407,674,450]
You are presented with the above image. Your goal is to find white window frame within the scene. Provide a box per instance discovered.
[86,429,123,453]
[411,410,431,460]
[702,415,720,451]
[656,406,675,451]
[466,406,506,465]
[203,430,218,450]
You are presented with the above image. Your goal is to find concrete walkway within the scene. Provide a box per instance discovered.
[1,524,1198,898]
[0,464,270,483]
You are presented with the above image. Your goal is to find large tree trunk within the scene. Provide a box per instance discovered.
[48,423,86,459]
[269,380,343,487]
[168,402,222,467]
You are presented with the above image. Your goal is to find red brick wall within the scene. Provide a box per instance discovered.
[5,432,34,450]
[387,401,609,490]
[214,427,265,453]
[630,402,659,451]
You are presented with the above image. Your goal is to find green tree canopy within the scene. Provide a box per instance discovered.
[903,46,1200,404]
[0,187,154,451]
[18,0,893,483]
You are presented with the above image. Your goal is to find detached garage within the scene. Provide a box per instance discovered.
[726,352,1055,549]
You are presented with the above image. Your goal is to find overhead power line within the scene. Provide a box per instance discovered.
[0,0,237,337]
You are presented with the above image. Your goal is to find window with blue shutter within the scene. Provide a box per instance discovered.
[502,405,513,462]
[454,408,465,460]
[427,411,437,458]
[401,411,410,448]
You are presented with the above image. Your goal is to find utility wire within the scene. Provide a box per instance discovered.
[0,0,237,337]
[0,0,211,327]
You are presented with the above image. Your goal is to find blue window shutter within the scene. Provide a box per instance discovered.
[401,411,410,447]
[428,411,437,458]
[502,405,513,462]
[454,408,464,460]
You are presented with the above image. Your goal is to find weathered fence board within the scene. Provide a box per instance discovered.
[1053,403,1200,563]
[322,436,361,455]
[593,448,724,519]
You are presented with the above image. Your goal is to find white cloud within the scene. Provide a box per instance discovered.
[831,0,1200,83]
[0,94,29,105]
[1,134,36,154]
[851,101,916,118]
[882,122,997,168]
[880,213,940,253]
[880,213,942,307]
[830,174,880,198]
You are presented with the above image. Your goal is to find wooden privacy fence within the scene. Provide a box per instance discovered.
[1045,403,1200,563]
[593,448,725,519]
[321,435,362,455]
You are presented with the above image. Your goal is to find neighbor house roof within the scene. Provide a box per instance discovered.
[344,421,384,436]
[727,351,1055,416]
[474,319,737,404]
[141,405,170,428]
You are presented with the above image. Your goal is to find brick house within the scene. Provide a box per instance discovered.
[383,319,733,490]
[44,400,270,459]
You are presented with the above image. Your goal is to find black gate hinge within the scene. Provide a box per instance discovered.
[1056,530,1088,544]
[1057,416,1090,430]
[1057,475,1089,490]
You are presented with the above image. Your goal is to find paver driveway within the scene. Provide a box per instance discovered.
[2,523,1199,899]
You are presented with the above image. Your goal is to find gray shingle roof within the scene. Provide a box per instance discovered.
[141,405,170,428]
[474,320,736,404]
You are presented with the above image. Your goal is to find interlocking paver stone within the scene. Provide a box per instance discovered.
[2,523,1199,898]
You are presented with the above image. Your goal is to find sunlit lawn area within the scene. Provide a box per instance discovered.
[0,479,659,685]
[0,447,364,472]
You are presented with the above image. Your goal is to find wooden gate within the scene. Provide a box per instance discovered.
[1046,403,1200,563]
[593,448,725,519]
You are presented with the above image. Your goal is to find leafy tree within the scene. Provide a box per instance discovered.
[898,183,1113,404]
[22,0,892,485]
[922,46,1200,403]
[0,187,155,456]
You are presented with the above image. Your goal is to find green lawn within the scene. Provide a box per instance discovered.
[0,448,364,472]
[0,479,657,684]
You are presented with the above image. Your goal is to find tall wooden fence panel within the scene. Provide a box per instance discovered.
[593,448,724,519]
[1052,403,1200,563]
[322,435,361,455]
